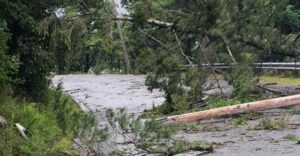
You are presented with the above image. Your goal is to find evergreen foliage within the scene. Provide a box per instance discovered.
[1,0,300,154]
[123,0,300,113]
[106,108,213,155]
[0,20,20,91]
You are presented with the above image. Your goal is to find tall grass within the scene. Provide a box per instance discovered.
[0,84,105,155]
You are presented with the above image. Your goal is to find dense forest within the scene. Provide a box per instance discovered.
[1,0,300,155]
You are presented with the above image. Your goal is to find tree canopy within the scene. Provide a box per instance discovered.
[1,0,300,155]
[1,0,300,107]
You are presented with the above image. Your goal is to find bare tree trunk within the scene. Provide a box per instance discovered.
[112,0,132,74]
[226,45,237,63]
[163,94,300,124]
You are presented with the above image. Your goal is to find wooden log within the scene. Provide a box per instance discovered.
[163,94,300,124]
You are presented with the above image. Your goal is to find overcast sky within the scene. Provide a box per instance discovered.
[115,0,128,15]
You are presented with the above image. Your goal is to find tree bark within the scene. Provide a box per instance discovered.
[163,94,300,124]
[112,0,132,74]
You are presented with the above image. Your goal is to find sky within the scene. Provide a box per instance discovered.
[115,0,129,15]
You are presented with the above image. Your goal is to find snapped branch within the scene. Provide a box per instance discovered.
[114,15,173,28]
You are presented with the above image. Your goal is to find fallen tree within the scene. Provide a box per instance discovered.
[162,94,300,125]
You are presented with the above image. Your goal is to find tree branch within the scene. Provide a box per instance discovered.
[138,28,167,47]
[114,15,173,28]
[226,45,237,63]
[198,37,224,96]
[174,32,193,64]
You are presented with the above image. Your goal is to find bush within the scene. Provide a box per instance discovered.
[0,85,107,155]
[226,52,257,99]
[0,20,20,92]
[0,95,68,155]
[172,94,189,113]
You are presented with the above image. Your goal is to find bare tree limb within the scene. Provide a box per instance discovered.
[174,32,193,64]
[198,37,224,96]
[72,139,100,156]
[226,46,237,63]
[139,28,195,64]
[114,16,173,28]
[256,84,287,96]
[138,28,167,47]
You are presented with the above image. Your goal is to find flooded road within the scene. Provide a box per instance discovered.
[52,74,165,154]
[52,74,300,156]
[52,74,165,114]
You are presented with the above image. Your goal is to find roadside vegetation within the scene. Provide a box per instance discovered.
[106,109,213,155]
[283,134,300,144]
[260,76,300,85]
[247,116,290,130]
[1,0,300,155]
[0,86,107,155]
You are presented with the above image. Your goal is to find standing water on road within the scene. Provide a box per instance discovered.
[52,74,166,154]
[52,74,165,114]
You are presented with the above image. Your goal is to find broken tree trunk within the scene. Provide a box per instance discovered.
[163,94,300,124]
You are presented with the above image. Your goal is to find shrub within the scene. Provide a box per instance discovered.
[0,85,107,155]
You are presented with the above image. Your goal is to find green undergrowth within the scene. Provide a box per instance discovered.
[283,134,300,144]
[231,113,262,126]
[107,109,213,155]
[137,140,213,155]
[0,85,105,156]
[259,75,300,85]
[247,116,289,130]
[205,98,243,109]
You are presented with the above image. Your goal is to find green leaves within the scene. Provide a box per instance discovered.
[0,20,20,91]
[277,5,300,33]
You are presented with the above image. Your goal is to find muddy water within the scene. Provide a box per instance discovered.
[52,74,300,156]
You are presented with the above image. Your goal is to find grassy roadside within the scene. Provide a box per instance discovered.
[211,74,300,85]
[0,86,99,156]
[259,76,300,85]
